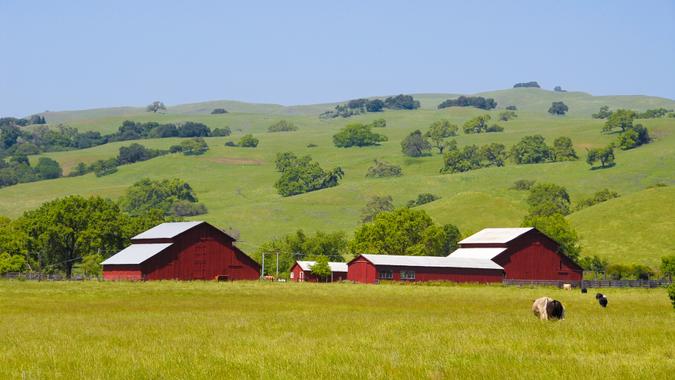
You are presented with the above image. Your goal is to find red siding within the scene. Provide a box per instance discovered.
[103,265,142,281]
[104,223,260,281]
[290,263,346,282]
[492,230,582,281]
[346,256,502,284]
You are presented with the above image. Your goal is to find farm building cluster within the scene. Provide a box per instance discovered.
[102,222,583,283]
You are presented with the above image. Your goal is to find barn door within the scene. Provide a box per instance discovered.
[192,244,207,280]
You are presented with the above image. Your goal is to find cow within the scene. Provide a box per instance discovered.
[532,297,565,320]
[595,293,608,308]
[581,287,588,294]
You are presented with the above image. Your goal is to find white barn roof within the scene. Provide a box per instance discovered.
[101,243,173,265]
[296,261,348,272]
[448,247,507,260]
[132,221,204,240]
[459,228,533,245]
[360,254,503,270]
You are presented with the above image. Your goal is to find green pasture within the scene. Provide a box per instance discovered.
[0,281,672,379]
[2,89,675,265]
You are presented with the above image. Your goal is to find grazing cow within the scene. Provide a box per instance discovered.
[532,297,565,320]
[581,287,588,294]
[596,293,608,308]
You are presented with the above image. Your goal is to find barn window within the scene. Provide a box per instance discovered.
[378,271,393,280]
[400,271,416,280]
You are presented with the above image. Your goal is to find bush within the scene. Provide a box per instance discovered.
[366,160,402,178]
[575,189,620,210]
[34,157,62,179]
[333,124,387,147]
[384,94,420,110]
[506,105,517,110]
[90,158,119,177]
[548,101,569,115]
[592,105,612,119]
[511,179,536,190]
[118,143,164,164]
[513,81,540,88]
[437,96,497,110]
[210,127,231,137]
[401,130,431,157]
[178,138,209,155]
[499,111,517,121]
[211,108,228,114]
[171,200,208,216]
[224,141,237,147]
[616,124,650,150]
[370,119,386,128]
[406,193,439,208]
[306,143,318,148]
[268,120,298,133]
[178,122,210,137]
[463,115,502,134]
[510,135,552,164]
[274,152,343,197]
[239,134,259,147]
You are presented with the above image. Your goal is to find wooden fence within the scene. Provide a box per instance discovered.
[503,279,672,288]
[0,272,97,281]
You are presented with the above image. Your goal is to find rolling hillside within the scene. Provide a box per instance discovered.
[5,88,675,266]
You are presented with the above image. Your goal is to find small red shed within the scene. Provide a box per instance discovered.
[347,254,504,284]
[290,261,348,282]
[449,227,583,281]
[102,221,260,281]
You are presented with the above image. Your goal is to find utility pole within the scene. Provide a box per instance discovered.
[261,253,265,280]
[275,251,279,280]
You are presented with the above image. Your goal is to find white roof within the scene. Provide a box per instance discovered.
[360,254,503,270]
[459,228,533,245]
[448,247,507,260]
[101,243,173,265]
[296,261,348,272]
[132,221,204,240]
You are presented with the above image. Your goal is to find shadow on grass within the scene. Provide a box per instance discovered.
[590,163,616,170]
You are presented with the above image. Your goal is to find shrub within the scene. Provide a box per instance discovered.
[575,189,620,210]
[306,143,318,148]
[499,110,517,121]
[34,157,62,179]
[171,200,208,216]
[370,119,386,128]
[210,127,231,137]
[178,122,210,137]
[401,130,431,157]
[384,94,420,110]
[510,135,552,164]
[179,138,209,155]
[463,115,502,134]
[616,124,650,150]
[211,108,228,114]
[366,160,402,178]
[513,81,540,88]
[592,105,612,119]
[274,152,343,197]
[406,193,439,208]
[224,141,237,147]
[268,120,298,133]
[437,96,497,110]
[511,179,536,190]
[239,134,259,147]
[506,105,517,110]
[333,124,387,147]
[548,101,569,115]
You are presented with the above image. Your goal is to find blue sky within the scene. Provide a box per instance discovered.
[1,0,674,116]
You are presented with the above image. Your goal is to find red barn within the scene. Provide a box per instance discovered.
[449,227,582,281]
[347,254,504,284]
[101,221,260,281]
[347,227,582,284]
[290,261,348,282]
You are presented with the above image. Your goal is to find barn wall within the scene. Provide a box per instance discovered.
[496,231,582,281]
[347,258,377,284]
[371,265,503,283]
[141,224,259,281]
[102,265,142,281]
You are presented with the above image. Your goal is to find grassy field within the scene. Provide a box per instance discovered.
[2,88,675,266]
[0,281,672,379]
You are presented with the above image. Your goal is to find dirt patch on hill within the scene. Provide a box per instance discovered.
[204,157,264,166]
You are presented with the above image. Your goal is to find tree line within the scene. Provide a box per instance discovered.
[320,95,420,119]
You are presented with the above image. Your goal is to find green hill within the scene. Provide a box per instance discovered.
[569,186,675,267]
[4,89,674,264]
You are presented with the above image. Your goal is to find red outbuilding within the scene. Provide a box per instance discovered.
[290,260,348,282]
[347,227,583,284]
[101,221,260,281]
[347,254,504,284]
[450,227,582,281]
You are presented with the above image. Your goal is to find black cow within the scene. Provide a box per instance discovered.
[595,293,608,308]
[581,287,588,294]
